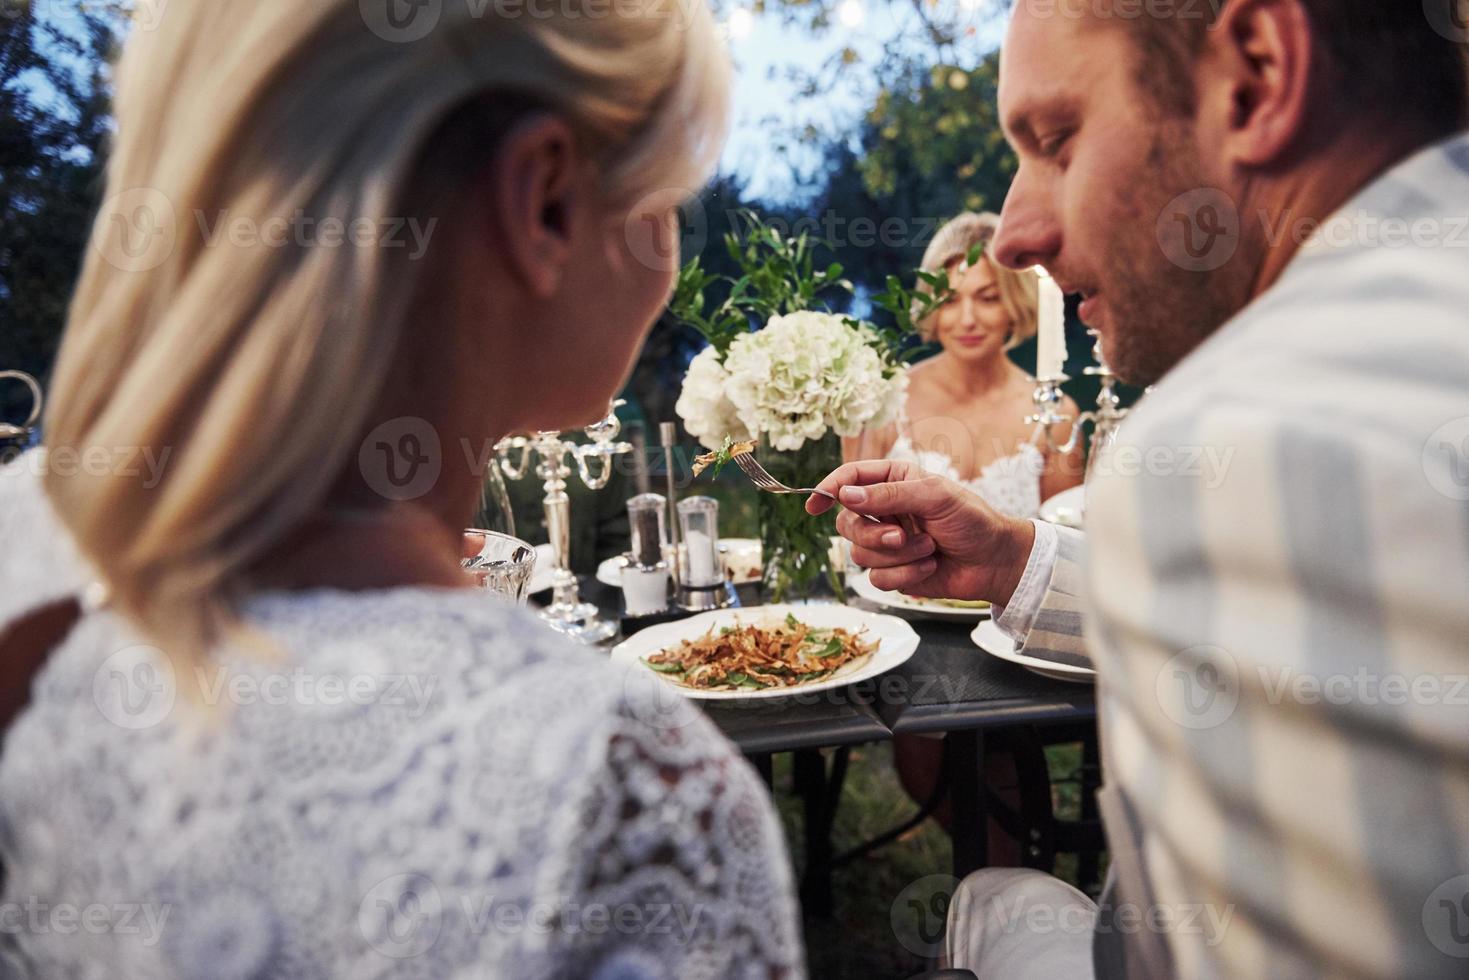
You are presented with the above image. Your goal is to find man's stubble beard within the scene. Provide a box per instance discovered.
[1100,123,1259,388]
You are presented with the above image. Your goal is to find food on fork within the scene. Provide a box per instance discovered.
[692,436,757,478]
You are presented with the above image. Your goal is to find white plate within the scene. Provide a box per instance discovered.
[597,538,763,588]
[610,603,920,701]
[1039,485,1085,529]
[849,569,992,622]
[970,619,1095,685]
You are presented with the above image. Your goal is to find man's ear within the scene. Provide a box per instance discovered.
[482,113,584,298]
[1200,0,1315,167]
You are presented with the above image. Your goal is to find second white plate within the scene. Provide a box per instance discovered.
[970,619,1095,685]
[849,569,992,622]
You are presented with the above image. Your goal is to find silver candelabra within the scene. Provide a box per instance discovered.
[496,402,631,644]
[0,371,43,444]
[1027,334,1130,480]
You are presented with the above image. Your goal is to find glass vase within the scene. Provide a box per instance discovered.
[758,431,844,603]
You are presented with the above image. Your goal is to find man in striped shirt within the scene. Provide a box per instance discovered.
[812,1,1469,976]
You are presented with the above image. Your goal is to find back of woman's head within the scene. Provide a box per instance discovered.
[43,0,728,668]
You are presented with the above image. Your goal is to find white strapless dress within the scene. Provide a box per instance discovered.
[886,405,1047,519]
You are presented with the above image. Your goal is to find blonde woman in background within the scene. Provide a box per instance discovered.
[845,213,1082,865]
[0,1,804,976]
[845,212,1083,516]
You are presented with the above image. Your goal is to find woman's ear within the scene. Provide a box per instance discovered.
[482,113,586,298]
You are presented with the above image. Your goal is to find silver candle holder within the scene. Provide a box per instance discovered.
[1027,334,1131,478]
[496,402,632,644]
[0,371,43,444]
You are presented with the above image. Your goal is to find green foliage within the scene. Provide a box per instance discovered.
[859,54,1015,217]
[856,241,979,363]
[669,209,852,358]
[0,2,126,419]
[669,209,957,368]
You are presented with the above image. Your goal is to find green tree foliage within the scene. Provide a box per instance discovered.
[0,2,123,423]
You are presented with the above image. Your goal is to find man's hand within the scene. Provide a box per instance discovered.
[806,459,1036,605]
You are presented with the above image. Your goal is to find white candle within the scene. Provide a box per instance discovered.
[1035,270,1067,379]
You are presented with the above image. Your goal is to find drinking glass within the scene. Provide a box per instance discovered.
[462,529,537,606]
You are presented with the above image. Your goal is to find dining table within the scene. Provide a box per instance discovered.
[561,574,1101,913]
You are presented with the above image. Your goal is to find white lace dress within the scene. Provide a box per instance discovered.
[0,453,805,979]
[886,403,1047,519]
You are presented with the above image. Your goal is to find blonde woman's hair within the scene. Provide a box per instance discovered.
[43,0,729,674]
[914,212,1038,348]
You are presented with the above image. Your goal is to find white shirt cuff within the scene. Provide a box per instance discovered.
[992,519,1059,643]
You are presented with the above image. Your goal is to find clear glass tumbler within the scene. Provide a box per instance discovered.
[462,529,537,606]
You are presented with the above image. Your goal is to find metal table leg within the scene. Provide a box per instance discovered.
[946,730,988,879]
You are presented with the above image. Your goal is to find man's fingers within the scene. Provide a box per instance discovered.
[836,478,937,518]
[836,510,910,549]
[807,459,917,515]
[868,559,939,593]
[850,536,936,570]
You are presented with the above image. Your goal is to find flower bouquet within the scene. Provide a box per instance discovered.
[671,212,956,601]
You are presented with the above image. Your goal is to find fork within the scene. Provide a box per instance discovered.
[732,452,884,524]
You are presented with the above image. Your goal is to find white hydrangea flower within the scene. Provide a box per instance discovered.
[674,346,750,451]
[679,311,908,454]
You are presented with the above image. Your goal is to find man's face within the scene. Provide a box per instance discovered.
[992,4,1255,386]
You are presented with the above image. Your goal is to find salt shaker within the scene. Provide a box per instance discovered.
[677,496,726,612]
[621,493,671,616]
